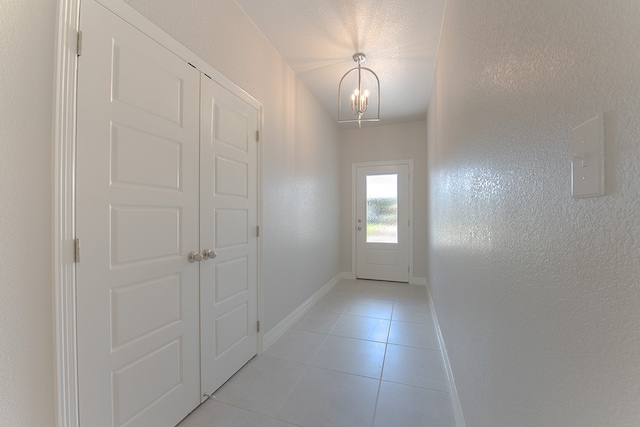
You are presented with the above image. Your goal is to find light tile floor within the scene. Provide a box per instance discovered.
[178,279,456,427]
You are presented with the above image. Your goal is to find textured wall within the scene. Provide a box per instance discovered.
[428,0,640,426]
[339,121,428,280]
[122,0,341,333]
[0,1,56,425]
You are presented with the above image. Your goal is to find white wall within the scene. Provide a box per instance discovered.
[428,1,640,426]
[0,1,56,425]
[339,121,428,281]
[0,0,340,424]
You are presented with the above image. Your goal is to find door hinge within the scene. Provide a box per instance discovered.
[74,238,81,263]
[76,31,83,56]
[257,225,260,237]
[257,321,261,333]
[256,130,260,142]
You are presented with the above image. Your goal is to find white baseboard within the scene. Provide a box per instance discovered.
[341,271,355,280]
[262,273,341,351]
[410,276,427,286]
[427,284,466,427]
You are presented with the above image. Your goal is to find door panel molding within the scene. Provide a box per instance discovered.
[94,0,262,112]
[351,160,414,283]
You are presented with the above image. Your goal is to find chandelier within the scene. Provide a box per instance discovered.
[338,52,380,128]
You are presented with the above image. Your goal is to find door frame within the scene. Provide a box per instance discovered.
[351,160,414,283]
[53,1,264,425]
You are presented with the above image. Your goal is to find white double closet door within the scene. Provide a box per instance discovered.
[76,1,258,425]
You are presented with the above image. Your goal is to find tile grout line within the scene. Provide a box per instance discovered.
[371,301,395,426]
[270,362,311,425]
[370,348,386,427]
[270,325,333,422]
[371,312,393,427]
[379,377,453,394]
[205,400,302,426]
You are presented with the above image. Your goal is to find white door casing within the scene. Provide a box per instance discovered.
[354,162,411,282]
[76,1,201,426]
[200,76,259,396]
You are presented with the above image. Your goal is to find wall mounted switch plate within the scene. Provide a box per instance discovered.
[571,114,605,198]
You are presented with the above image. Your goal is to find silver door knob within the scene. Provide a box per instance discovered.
[188,251,203,263]
[357,226,362,231]
[202,249,217,260]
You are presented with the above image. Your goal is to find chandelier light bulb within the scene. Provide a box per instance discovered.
[351,88,369,115]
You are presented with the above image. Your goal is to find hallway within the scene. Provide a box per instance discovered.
[179,279,455,426]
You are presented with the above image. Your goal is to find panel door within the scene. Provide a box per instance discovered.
[356,164,410,282]
[200,76,259,396]
[76,1,201,425]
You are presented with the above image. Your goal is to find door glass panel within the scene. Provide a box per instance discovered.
[366,174,398,243]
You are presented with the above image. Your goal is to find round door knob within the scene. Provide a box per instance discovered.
[357,226,362,231]
[188,251,203,263]
[202,249,217,260]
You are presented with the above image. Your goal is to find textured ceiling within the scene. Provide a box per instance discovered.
[234,0,447,127]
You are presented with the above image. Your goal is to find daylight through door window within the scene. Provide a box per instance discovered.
[366,174,398,243]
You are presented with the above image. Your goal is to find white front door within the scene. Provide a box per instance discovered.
[355,163,410,282]
[76,1,200,426]
[200,77,259,396]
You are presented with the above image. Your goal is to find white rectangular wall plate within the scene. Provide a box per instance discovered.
[571,114,605,198]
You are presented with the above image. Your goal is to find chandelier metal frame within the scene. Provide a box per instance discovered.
[338,52,380,128]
